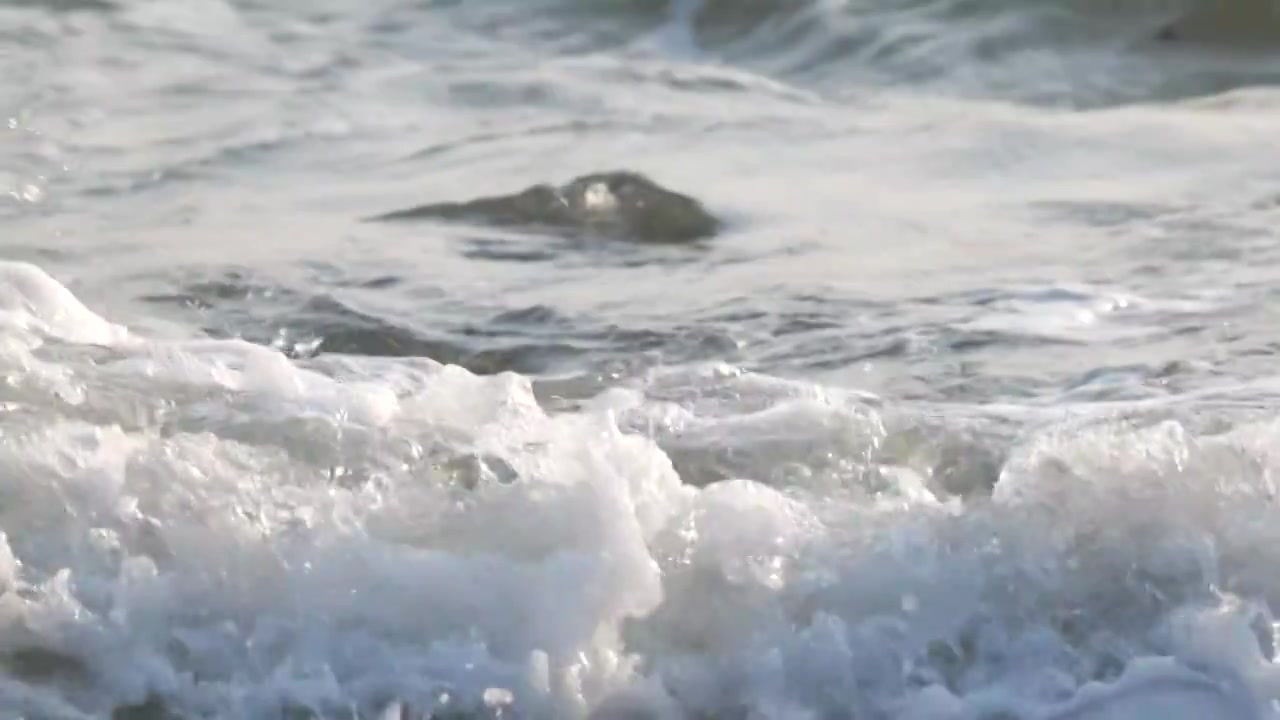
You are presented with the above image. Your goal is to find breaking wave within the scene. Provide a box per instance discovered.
[5,261,1280,718]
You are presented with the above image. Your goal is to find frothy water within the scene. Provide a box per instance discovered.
[5,273,1280,718]
[5,0,1280,717]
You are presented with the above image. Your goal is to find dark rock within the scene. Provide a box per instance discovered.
[367,171,721,244]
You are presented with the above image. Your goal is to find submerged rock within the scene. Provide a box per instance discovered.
[1156,1,1280,47]
[368,171,721,244]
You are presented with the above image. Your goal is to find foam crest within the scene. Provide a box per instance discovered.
[0,262,128,347]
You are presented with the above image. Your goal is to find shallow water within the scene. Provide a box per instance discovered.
[4,0,1280,717]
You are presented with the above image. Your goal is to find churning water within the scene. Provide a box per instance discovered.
[5,0,1280,717]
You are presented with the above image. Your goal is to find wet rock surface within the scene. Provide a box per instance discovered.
[368,171,722,244]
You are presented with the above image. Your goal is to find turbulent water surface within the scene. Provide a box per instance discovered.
[5,0,1280,718]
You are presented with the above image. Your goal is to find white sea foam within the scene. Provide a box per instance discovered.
[2,262,1280,718]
